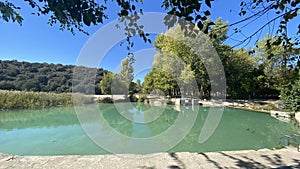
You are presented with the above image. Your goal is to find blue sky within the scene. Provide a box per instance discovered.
[0,0,298,81]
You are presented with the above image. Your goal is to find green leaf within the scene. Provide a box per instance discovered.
[204,10,210,16]
[239,10,246,16]
[197,21,203,30]
[82,2,88,9]
[132,5,136,10]
[195,14,201,21]
[205,0,211,8]
[279,3,284,10]
[83,13,91,26]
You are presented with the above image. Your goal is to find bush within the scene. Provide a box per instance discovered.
[281,80,300,113]
[97,97,113,103]
[0,90,95,110]
[138,95,146,103]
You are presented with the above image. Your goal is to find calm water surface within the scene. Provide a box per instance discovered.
[0,103,299,155]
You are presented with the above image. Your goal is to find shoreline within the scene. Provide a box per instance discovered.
[225,105,270,114]
[1,147,299,168]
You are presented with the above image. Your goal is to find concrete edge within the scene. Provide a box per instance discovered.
[0,148,290,158]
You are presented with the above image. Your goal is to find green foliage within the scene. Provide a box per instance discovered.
[274,144,286,150]
[115,57,134,96]
[0,81,15,90]
[23,0,107,35]
[144,19,228,98]
[145,21,298,100]
[219,34,299,99]
[137,95,146,103]
[256,35,299,91]
[99,72,114,95]
[98,58,136,97]
[135,79,142,93]
[0,1,23,24]
[0,90,94,110]
[281,80,300,112]
[221,48,263,99]
[0,60,107,94]
[143,68,176,96]
[118,57,134,85]
[128,82,137,101]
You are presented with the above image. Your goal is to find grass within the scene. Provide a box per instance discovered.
[0,90,94,110]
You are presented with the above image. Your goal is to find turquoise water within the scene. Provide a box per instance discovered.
[0,103,298,155]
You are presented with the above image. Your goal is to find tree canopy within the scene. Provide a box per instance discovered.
[99,72,114,95]
[256,34,300,90]
[0,60,107,94]
[143,18,228,98]
[98,57,135,96]
[143,17,299,99]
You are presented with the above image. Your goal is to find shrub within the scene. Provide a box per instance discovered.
[281,80,300,113]
[138,95,146,103]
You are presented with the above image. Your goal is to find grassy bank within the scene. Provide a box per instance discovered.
[0,90,94,110]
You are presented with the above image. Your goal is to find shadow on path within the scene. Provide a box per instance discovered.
[168,152,186,169]
[198,152,222,169]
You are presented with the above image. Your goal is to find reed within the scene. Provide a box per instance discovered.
[0,90,94,110]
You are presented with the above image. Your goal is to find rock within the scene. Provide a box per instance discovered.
[295,112,300,125]
[270,111,291,118]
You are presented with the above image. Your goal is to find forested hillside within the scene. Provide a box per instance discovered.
[0,60,107,94]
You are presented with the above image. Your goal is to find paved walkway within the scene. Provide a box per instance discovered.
[0,147,299,169]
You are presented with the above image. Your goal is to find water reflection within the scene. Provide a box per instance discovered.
[0,103,298,155]
[0,106,78,130]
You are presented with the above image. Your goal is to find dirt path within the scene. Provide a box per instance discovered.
[1,147,299,169]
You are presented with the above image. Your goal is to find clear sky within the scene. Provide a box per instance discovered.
[0,0,298,80]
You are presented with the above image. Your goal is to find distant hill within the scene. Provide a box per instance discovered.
[0,60,108,94]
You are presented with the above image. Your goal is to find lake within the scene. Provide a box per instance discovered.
[0,103,299,155]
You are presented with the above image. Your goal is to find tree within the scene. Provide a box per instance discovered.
[22,79,41,91]
[281,80,300,113]
[0,81,15,90]
[142,71,154,94]
[255,35,300,91]
[99,72,114,95]
[108,57,134,96]
[153,28,202,97]
[150,19,292,99]
[135,79,142,93]
[149,19,229,98]
[142,68,176,96]
[179,65,197,97]
[0,60,107,93]
[221,48,261,99]
[118,57,134,86]
[1,0,298,49]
